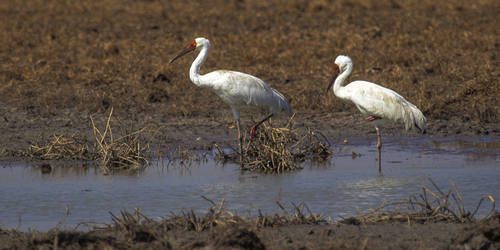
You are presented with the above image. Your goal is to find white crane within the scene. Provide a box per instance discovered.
[170,37,292,165]
[327,55,426,173]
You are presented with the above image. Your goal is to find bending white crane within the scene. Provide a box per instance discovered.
[170,37,292,165]
[327,55,426,173]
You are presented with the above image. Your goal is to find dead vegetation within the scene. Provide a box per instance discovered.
[158,197,246,232]
[90,181,497,232]
[103,197,325,234]
[1,194,498,249]
[243,123,298,173]
[0,199,323,249]
[216,116,332,173]
[90,108,149,173]
[28,134,93,160]
[24,108,150,173]
[24,113,332,175]
[24,108,151,174]
[255,201,327,227]
[343,179,496,224]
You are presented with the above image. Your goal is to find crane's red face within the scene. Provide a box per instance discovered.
[326,63,340,93]
[169,40,197,63]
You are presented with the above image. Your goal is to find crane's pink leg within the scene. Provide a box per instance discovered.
[365,116,383,173]
[236,119,244,166]
[249,113,274,144]
[375,126,382,174]
[366,115,381,122]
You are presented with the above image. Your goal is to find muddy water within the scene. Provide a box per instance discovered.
[0,136,498,231]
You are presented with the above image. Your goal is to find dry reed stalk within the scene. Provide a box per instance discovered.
[90,108,149,173]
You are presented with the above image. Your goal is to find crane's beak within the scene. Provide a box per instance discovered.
[326,64,340,93]
[169,43,196,64]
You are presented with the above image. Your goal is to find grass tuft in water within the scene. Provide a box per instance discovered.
[244,123,298,173]
[217,115,333,173]
[90,108,149,174]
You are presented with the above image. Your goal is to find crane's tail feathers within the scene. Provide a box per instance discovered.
[402,103,426,133]
[272,89,293,116]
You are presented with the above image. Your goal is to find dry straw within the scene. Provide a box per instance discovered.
[162,196,245,232]
[218,115,332,173]
[90,108,149,173]
[29,134,92,160]
[104,197,324,233]
[244,124,297,173]
[255,201,326,227]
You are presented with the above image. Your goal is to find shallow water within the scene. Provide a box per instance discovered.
[0,136,498,231]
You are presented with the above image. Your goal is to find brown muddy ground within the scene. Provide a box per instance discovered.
[0,0,499,157]
[0,0,499,248]
[1,213,499,249]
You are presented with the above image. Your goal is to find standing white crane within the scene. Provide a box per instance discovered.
[169,37,292,165]
[326,55,426,173]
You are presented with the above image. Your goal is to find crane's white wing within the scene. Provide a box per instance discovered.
[200,70,292,116]
[343,81,426,131]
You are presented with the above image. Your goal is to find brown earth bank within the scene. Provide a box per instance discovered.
[0,1,499,248]
[1,213,499,249]
[0,0,499,159]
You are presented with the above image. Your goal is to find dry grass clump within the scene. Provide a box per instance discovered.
[160,199,326,230]
[222,116,332,173]
[161,197,245,232]
[244,124,298,173]
[28,134,93,160]
[91,108,149,173]
[104,197,244,234]
[255,201,327,227]
[104,198,325,234]
[106,209,161,243]
[343,179,496,224]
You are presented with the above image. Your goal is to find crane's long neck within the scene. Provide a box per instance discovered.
[189,43,210,86]
[333,63,353,99]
